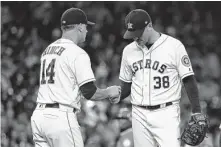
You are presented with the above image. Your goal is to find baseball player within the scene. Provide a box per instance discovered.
[110,9,206,147]
[31,8,120,147]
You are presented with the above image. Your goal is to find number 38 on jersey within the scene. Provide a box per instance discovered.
[40,59,56,84]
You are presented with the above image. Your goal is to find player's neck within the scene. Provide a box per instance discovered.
[62,32,79,45]
[147,30,161,45]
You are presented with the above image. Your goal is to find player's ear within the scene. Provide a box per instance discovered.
[77,24,83,32]
[146,23,152,30]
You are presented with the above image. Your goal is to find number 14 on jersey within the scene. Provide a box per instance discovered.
[40,59,56,84]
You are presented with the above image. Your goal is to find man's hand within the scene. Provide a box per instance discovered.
[107,86,121,104]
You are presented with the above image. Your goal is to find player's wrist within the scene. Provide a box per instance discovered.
[191,106,201,114]
[191,113,201,116]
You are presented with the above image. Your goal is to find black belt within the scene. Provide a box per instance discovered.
[45,103,77,113]
[136,102,173,110]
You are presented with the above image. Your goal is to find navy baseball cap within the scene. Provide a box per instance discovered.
[123,9,151,39]
[61,8,95,26]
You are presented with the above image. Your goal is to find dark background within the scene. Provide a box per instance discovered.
[1,2,221,147]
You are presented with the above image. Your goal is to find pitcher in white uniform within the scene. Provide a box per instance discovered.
[110,9,205,147]
[31,8,121,147]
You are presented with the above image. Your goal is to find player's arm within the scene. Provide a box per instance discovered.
[80,82,120,101]
[119,80,132,101]
[175,43,201,113]
[118,48,133,102]
[182,75,201,113]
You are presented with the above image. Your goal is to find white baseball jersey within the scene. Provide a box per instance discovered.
[37,38,95,110]
[119,34,194,105]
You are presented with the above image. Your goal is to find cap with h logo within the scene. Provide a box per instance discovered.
[61,8,95,26]
[123,9,151,39]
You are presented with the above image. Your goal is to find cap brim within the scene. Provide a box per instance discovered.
[123,28,145,39]
[87,21,95,25]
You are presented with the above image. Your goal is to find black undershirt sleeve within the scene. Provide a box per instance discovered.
[80,82,97,100]
[120,80,132,101]
[182,75,201,113]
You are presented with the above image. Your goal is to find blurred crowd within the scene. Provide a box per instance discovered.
[1,2,221,147]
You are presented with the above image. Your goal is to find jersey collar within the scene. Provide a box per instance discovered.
[135,33,167,52]
[58,38,76,44]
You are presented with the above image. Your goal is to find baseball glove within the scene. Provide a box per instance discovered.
[180,113,209,146]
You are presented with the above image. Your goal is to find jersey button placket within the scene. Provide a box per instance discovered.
[148,52,152,106]
[142,53,149,105]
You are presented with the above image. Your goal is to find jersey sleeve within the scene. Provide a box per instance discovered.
[175,43,194,79]
[74,53,96,87]
[119,50,133,83]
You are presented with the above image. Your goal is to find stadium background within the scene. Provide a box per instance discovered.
[1,1,221,147]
